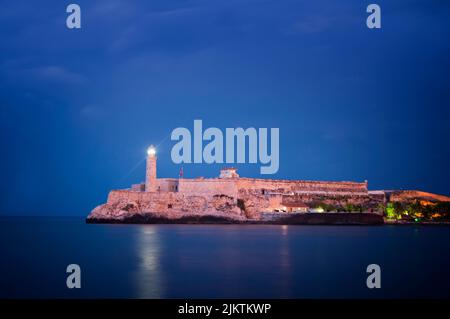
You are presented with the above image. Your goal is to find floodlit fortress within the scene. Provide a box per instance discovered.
[87,146,450,224]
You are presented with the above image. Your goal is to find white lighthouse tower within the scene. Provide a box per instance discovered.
[145,145,157,192]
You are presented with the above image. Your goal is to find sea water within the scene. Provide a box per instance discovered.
[0,217,449,298]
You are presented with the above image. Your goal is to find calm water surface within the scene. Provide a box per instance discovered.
[0,217,449,298]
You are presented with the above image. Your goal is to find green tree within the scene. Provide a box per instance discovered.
[385,202,396,219]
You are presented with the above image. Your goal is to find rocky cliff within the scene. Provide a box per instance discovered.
[87,190,247,223]
[86,188,386,224]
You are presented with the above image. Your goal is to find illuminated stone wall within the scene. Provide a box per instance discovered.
[236,178,368,195]
[106,189,242,216]
[101,176,375,220]
[171,176,367,197]
[178,178,238,197]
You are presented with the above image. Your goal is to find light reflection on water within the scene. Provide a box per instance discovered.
[133,225,296,298]
[279,225,292,295]
[134,226,164,298]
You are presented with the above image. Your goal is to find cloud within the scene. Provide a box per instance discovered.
[25,66,86,84]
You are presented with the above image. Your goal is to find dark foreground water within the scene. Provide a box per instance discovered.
[0,217,449,299]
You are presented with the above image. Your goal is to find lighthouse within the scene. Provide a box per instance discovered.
[145,145,157,192]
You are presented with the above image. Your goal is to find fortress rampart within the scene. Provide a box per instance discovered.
[235,178,367,194]
[101,156,376,220]
[175,177,368,197]
[154,176,368,197]
[87,147,449,223]
[103,171,374,219]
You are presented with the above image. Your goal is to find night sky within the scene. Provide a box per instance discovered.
[1,0,449,216]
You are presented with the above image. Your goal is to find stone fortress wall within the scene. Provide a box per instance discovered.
[107,168,379,219]
[236,178,368,194]
[178,178,238,197]
[89,150,450,222]
[135,175,368,198]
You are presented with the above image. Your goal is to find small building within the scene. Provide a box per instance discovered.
[283,201,309,213]
[219,167,239,179]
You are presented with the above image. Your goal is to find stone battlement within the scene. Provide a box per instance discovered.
[131,175,368,199]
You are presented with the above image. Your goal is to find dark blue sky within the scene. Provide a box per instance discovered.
[1,0,449,216]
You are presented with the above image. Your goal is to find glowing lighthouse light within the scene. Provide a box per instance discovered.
[147,145,156,156]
